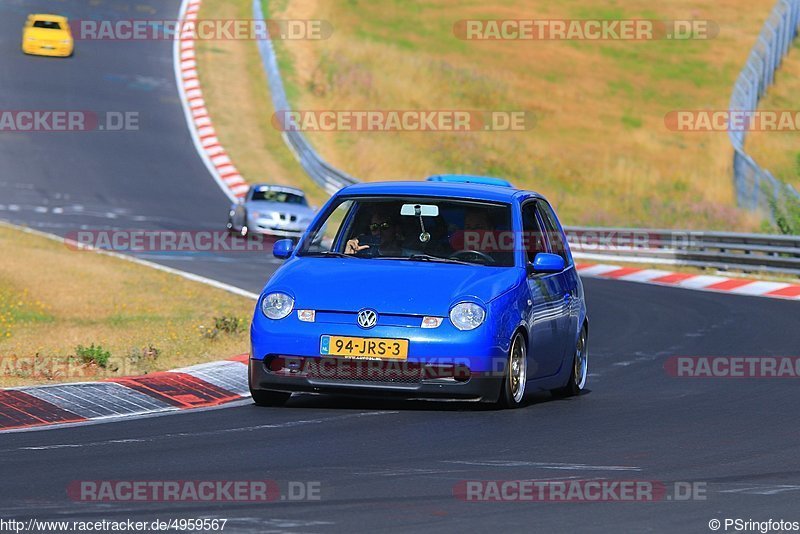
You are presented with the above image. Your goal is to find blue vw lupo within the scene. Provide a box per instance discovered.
[249,177,588,408]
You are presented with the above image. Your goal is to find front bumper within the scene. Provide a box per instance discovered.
[249,217,306,237]
[249,357,503,402]
[250,297,512,403]
[251,227,304,238]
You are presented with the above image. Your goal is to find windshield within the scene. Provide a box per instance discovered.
[251,189,308,205]
[33,21,63,30]
[298,197,515,267]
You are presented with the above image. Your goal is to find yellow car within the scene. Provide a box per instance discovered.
[22,14,74,57]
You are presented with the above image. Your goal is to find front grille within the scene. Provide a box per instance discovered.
[314,311,422,328]
[265,356,470,384]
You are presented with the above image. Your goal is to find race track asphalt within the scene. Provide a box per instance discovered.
[1,1,799,532]
[0,0,278,292]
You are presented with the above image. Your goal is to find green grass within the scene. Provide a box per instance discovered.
[183,0,800,231]
[0,224,253,387]
[208,0,784,231]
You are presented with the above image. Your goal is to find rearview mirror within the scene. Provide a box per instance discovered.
[530,253,565,274]
[272,239,295,259]
[401,203,439,217]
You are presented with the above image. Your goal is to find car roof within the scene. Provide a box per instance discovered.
[426,174,514,187]
[337,180,542,203]
[29,14,69,23]
[251,184,305,195]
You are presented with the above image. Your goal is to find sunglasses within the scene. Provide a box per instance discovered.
[369,221,392,231]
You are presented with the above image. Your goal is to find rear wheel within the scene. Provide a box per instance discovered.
[250,389,290,407]
[497,332,527,409]
[232,210,248,237]
[552,325,588,398]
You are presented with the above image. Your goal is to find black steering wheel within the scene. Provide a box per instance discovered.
[449,249,496,265]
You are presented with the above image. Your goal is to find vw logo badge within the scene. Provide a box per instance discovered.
[357,309,378,329]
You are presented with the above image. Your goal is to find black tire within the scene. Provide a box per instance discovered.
[552,325,588,398]
[496,332,527,409]
[250,389,291,407]
[239,209,249,237]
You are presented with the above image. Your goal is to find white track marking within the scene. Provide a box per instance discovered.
[172,0,236,203]
[443,460,642,471]
[0,220,258,300]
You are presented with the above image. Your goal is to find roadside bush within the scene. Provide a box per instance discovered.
[127,344,160,374]
[769,191,800,235]
[199,315,247,340]
[75,344,111,368]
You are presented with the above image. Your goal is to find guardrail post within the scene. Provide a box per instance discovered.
[729,0,800,218]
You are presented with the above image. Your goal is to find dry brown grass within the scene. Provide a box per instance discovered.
[256,0,776,230]
[746,40,800,192]
[0,224,254,387]
[194,0,327,207]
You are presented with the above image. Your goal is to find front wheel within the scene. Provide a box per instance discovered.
[496,332,527,409]
[250,389,290,407]
[552,325,588,398]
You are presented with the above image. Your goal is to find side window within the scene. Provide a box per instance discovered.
[306,200,354,253]
[521,203,547,263]
[536,202,569,263]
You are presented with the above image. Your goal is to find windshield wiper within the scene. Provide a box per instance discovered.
[406,254,471,265]
[303,251,357,258]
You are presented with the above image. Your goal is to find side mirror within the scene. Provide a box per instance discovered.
[529,252,565,274]
[272,239,295,259]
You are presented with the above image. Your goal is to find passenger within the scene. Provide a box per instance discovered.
[464,209,492,232]
[345,210,403,256]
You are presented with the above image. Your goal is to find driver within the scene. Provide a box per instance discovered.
[345,210,403,256]
[463,208,492,249]
[452,208,501,264]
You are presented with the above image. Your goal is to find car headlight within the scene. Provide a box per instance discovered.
[449,302,486,331]
[261,292,294,320]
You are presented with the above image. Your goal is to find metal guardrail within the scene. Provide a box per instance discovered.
[254,1,800,277]
[729,0,800,213]
[253,0,358,196]
[566,227,800,276]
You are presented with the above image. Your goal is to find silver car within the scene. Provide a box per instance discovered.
[227,184,315,238]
